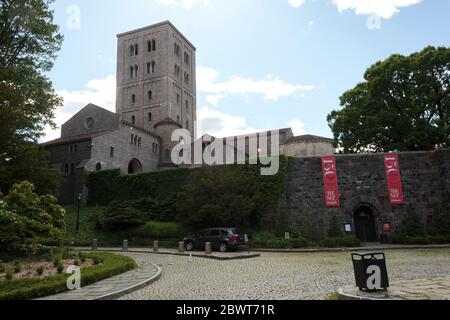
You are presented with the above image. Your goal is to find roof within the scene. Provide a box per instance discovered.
[117,20,196,50]
[153,117,183,129]
[282,134,335,145]
[41,130,114,147]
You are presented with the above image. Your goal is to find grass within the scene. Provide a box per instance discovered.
[326,292,340,300]
[64,206,127,246]
[0,251,136,300]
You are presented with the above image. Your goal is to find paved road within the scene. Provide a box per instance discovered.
[119,249,450,300]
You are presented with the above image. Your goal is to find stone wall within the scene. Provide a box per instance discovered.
[286,149,450,240]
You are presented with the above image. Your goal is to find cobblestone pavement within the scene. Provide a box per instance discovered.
[119,249,450,300]
[341,276,450,300]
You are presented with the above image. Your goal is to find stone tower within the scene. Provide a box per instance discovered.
[116,21,197,166]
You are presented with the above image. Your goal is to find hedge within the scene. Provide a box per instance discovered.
[86,168,192,205]
[0,252,136,300]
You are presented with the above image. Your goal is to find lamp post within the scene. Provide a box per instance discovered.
[76,193,82,233]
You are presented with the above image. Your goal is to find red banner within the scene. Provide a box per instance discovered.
[384,153,405,205]
[321,156,340,207]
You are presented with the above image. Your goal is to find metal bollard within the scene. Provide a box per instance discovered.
[123,240,128,251]
[178,241,185,253]
[205,242,212,255]
[153,240,159,252]
[92,239,98,251]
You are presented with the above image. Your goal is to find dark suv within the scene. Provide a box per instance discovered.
[183,228,244,252]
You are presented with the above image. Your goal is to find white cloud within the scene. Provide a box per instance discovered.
[197,66,318,103]
[41,75,116,142]
[197,106,265,138]
[157,0,212,10]
[332,0,423,19]
[288,118,306,136]
[288,0,305,8]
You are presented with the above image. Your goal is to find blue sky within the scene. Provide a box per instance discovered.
[43,0,450,141]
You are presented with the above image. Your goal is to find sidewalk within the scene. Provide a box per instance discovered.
[339,276,450,300]
[37,254,161,300]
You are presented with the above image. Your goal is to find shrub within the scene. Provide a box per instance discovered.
[53,255,61,267]
[96,204,146,231]
[13,261,21,273]
[132,221,185,240]
[0,181,65,256]
[319,236,361,248]
[319,238,336,248]
[0,261,4,273]
[5,271,13,280]
[289,237,309,248]
[400,209,424,236]
[327,214,343,238]
[36,266,44,276]
[56,261,64,274]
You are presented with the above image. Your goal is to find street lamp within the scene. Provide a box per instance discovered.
[76,193,82,233]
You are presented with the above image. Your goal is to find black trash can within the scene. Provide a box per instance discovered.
[351,252,389,291]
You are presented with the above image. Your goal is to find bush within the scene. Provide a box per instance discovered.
[320,236,361,248]
[0,261,5,273]
[289,237,309,248]
[132,221,185,240]
[56,261,64,274]
[53,255,61,267]
[5,271,13,280]
[0,181,65,256]
[36,266,44,276]
[13,261,21,273]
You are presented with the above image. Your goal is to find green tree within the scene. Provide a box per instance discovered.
[0,181,65,256]
[328,46,450,153]
[0,0,63,194]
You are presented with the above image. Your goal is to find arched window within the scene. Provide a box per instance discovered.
[131,115,136,124]
[147,40,152,52]
[165,149,170,161]
[134,135,138,145]
[152,39,156,51]
[95,162,102,171]
[129,45,134,57]
[148,112,152,122]
[151,61,155,73]
[148,90,152,100]
[131,134,134,144]
[134,44,138,56]
[130,66,134,78]
[131,94,136,104]
[134,65,139,77]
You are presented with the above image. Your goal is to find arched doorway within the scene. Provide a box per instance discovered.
[128,158,143,174]
[354,206,377,242]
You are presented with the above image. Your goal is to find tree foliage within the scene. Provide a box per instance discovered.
[0,181,65,256]
[0,0,63,194]
[328,46,450,153]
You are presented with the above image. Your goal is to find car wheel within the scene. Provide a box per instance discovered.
[185,241,194,251]
[219,243,228,253]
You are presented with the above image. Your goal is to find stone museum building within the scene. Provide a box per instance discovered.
[42,21,449,242]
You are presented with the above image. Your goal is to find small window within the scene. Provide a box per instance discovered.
[152,142,155,152]
[147,40,152,52]
[148,90,152,100]
[177,94,180,103]
[131,134,134,144]
[131,94,136,104]
[129,45,134,57]
[152,39,156,51]
[110,147,114,158]
[131,115,136,124]
[134,44,138,56]
[130,66,134,78]
[138,137,141,147]
[95,162,102,171]
[186,120,189,129]
[165,149,170,161]
[148,112,152,122]
[151,61,155,73]
[177,115,180,123]
[134,135,138,145]
[134,65,139,77]
[70,163,75,176]
[64,164,69,177]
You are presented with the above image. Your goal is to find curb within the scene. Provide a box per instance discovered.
[338,287,390,301]
[253,244,450,253]
[82,248,260,261]
[95,262,162,300]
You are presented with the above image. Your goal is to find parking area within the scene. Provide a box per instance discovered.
[119,249,450,300]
